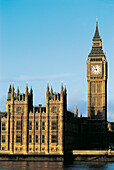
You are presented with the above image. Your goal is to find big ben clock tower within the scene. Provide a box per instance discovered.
[87,19,107,120]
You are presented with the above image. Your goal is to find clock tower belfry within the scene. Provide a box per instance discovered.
[87,19,107,120]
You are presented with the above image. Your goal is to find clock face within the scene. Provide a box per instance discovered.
[91,65,101,75]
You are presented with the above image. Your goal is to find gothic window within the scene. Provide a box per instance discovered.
[51,121,57,130]
[52,107,56,113]
[51,135,58,143]
[36,135,38,143]
[97,83,101,93]
[17,107,21,113]
[42,135,45,143]
[42,122,45,130]
[2,135,5,143]
[2,122,6,130]
[16,135,21,143]
[8,105,10,112]
[16,121,21,130]
[94,84,96,93]
[2,147,5,150]
[36,121,38,130]
[29,135,32,143]
[91,96,95,107]
[97,96,102,106]
[29,121,32,130]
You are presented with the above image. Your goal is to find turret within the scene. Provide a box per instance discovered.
[46,83,49,95]
[50,84,53,95]
[92,17,102,48]
[64,83,66,94]
[25,83,28,93]
[17,86,19,96]
[74,105,78,117]
[9,84,12,93]
[61,82,63,93]
[25,83,28,103]
[30,86,33,95]
[60,82,63,101]
[11,83,14,103]
[8,84,12,100]
[54,92,56,100]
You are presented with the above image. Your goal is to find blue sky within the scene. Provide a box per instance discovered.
[0,0,114,121]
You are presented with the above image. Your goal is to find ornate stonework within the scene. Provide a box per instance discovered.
[87,20,107,120]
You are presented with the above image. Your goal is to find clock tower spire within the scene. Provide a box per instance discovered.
[87,19,107,120]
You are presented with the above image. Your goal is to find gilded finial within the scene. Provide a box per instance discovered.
[96,16,98,22]
[50,83,53,93]
[47,81,49,85]
[17,85,19,94]
[64,82,66,89]
[12,82,14,90]
[25,82,28,92]
[61,81,63,92]
[26,81,28,86]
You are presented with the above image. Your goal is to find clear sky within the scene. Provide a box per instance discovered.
[0,0,114,121]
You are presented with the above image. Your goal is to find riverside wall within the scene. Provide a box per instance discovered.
[0,150,114,162]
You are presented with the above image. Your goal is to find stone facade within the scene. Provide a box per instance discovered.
[87,20,107,120]
[0,20,112,155]
[0,83,70,154]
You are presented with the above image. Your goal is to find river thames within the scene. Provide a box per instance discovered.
[0,161,114,170]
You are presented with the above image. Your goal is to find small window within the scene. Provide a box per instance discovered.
[42,122,45,130]
[8,105,10,112]
[36,135,38,143]
[51,121,57,130]
[16,121,21,130]
[16,135,21,143]
[2,135,5,143]
[29,135,32,143]
[2,147,5,150]
[29,121,32,130]
[2,122,6,130]
[42,135,45,143]
[36,121,38,130]
[51,135,57,143]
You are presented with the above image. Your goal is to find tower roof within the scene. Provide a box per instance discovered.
[88,18,105,57]
[92,18,101,41]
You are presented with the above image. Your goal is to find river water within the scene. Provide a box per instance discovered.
[0,161,114,170]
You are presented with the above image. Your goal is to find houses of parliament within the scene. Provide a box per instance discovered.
[0,20,113,155]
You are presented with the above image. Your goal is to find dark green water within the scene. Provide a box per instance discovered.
[0,161,114,170]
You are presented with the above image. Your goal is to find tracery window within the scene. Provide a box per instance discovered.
[42,122,45,130]
[36,121,38,130]
[52,107,56,113]
[16,121,21,130]
[2,122,6,130]
[51,121,57,130]
[17,107,21,113]
[2,135,5,143]
[29,121,32,130]
[36,135,38,143]
[51,135,58,143]
[29,135,32,143]
[16,135,21,143]
[42,135,45,143]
